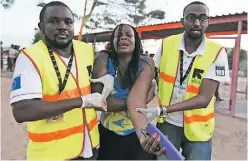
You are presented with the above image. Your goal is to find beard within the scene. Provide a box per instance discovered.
[185,30,204,40]
[44,35,72,50]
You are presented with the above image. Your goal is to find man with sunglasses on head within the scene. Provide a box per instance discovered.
[137,1,230,160]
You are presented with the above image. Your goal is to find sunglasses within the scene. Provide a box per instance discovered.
[184,14,210,22]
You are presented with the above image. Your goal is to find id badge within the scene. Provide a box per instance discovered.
[46,114,64,123]
[175,95,183,102]
[215,65,225,76]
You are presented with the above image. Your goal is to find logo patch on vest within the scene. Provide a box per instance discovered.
[215,65,225,76]
[87,65,92,77]
[191,68,204,84]
[193,68,204,79]
[12,75,21,91]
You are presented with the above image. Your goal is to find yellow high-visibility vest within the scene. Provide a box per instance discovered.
[22,40,99,160]
[158,34,222,141]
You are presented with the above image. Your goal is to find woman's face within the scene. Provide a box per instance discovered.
[113,25,135,55]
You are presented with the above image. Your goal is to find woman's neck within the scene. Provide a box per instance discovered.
[117,54,132,72]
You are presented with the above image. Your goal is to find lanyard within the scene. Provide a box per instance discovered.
[179,51,196,85]
[47,47,74,96]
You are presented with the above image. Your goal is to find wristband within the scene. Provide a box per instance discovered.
[160,106,168,117]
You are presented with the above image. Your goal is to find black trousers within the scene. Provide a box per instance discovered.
[97,123,155,160]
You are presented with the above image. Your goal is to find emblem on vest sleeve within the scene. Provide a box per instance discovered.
[215,65,225,76]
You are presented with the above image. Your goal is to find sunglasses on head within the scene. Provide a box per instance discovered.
[184,14,210,22]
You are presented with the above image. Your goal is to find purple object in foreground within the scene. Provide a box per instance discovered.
[146,123,184,160]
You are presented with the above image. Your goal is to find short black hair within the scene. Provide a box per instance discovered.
[39,1,73,22]
[183,1,209,16]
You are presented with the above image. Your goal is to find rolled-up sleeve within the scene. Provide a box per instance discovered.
[204,48,230,83]
[10,53,42,105]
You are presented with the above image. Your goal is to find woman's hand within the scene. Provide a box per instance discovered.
[139,132,166,156]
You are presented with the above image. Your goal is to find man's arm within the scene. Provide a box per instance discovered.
[91,52,127,112]
[166,48,230,113]
[11,53,105,123]
[13,93,105,123]
[127,57,155,138]
[166,79,219,113]
[12,98,82,123]
[10,54,83,123]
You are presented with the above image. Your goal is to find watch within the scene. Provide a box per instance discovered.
[159,106,168,117]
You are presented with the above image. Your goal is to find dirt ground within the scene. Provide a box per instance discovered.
[1,77,247,160]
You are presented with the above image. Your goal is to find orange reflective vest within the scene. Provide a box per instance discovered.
[158,34,222,141]
[22,40,99,160]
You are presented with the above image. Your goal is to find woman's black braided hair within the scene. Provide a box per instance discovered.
[107,24,143,88]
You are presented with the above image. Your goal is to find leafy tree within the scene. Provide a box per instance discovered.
[227,48,247,75]
[0,0,15,9]
[31,0,166,37]
[31,0,166,43]
[32,28,43,44]
[125,0,165,26]
[85,0,166,31]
